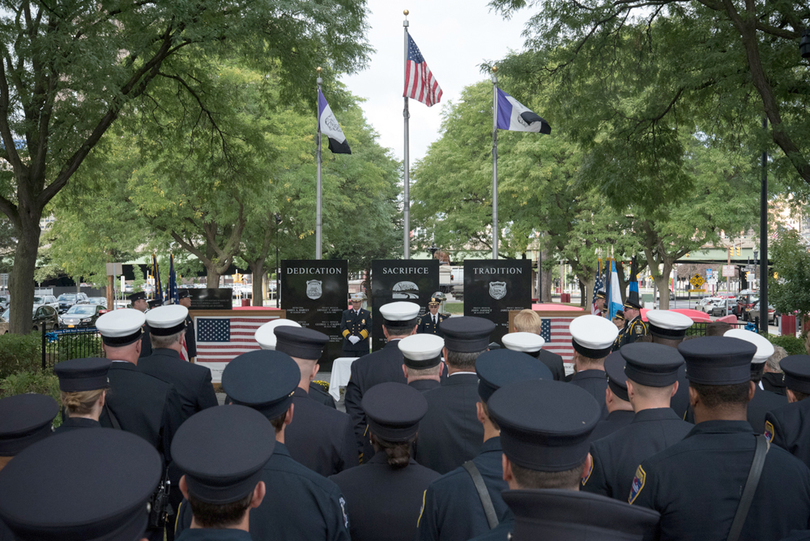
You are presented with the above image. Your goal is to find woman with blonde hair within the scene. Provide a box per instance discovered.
[53,357,111,434]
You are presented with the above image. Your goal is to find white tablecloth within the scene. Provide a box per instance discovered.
[329,357,358,401]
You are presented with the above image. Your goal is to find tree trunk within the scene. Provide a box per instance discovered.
[8,218,41,334]
[654,274,670,310]
[206,266,220,288]
[250,260,264,307]
[540,249,552,303]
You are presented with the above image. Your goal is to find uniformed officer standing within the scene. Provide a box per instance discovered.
[172,406,273,541]
[400,334,444,392]
[129,291,153,358]
[645,310,693,419]
[613,292,648,351]
[416,349,552,541]
[594,289,607,317]
[586,351,635,442]
[583,343,692,500]
[341,293,371,357]
[177,290,196,361]
[630,337,810,540]
[569,315,619,420]
[176,350,351,541]
[53,357,110,434]
[344,301,418,461]
[274,326,357,476]
[0,429,162,541]
[765,355,810,465]
[330,383,440,541]
[502,331,565,381]
[414,317,495,474]
[417,294,448,336]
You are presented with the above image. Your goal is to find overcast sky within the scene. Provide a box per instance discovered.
[340,1,531,164]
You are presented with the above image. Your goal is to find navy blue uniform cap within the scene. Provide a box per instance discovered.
[604,351,629,402]
[222,350,300,419]
[0,394,58,456]
[439,317,495,353]
[274,326,329,360]
[55,357,111,392]
[620,343,684,388]
[780,355,810,394]
[0,428,161,541]
[171,405,275,504]
[362,382,427,442]
[475,349,552,403]
[488,380,601,472]
[678,336,756,385]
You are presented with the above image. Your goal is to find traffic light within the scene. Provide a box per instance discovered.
[736,246,741,256]
[774,272,779,280]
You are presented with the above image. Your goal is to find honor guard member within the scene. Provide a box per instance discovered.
[0,394,58,472]
[96,309,183,470]
[569,315,619,420]
[586,351,635,442]
[502,331,566,381]
[0,429,162,541]
[725,328,787,434]
[765,355,810,465]
[594,289,608,317]
[418,294,448,336]
[344,301,417,461]
[172,406,273,541]
[583,343,692,500]
[415,316,496,474]
[630,337,810,541]
[177,290,196,361]
[53,357,111,434]
[274,326,357,476]
[613,310,626,330]
[400,334,445,392]
[470,379,644,541]
[255,318,336,409]
[176,350,351,541]
[416,349,552,541]
[762,347,788,396]
[130,291,153,358]
[613,292,647,351]
[341,293,371,357]
[141,305,218,421]
[646,310,693,420]
[330,383,440,541]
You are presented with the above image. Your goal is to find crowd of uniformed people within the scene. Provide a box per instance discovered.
[2,290,810,541]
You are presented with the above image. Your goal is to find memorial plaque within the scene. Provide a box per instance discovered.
[281,260,348,371]
[371,260,439,352]
[188,288,233,310]
[464,260,532,345]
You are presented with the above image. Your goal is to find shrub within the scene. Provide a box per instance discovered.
[0,369,62,428]
[767,334,806,356]
[0,333,41,379]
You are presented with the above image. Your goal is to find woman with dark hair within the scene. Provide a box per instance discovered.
[330,382,440,541]
[53,357,111,434]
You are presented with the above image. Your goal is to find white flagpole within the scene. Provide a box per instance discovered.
[491,66,499,260]
[316,67,323,260]
[403,10,411,260]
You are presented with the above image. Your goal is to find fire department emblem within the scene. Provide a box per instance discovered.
[306,280,323,300]
[488,281,507,300]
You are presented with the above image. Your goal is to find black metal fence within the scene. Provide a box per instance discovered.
[42,327,103,369]
[685,320,751,337]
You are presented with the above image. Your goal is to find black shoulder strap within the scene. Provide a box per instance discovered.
[727,435,769,541]
[462,460,499,530]
[103,403,122,430]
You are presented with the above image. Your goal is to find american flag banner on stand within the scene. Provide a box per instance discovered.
[195,314,282,382]
[404,34,442,107]
[539,317,576,362]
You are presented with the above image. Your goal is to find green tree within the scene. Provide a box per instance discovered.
[0,0,370,333]
[769,229,810,316]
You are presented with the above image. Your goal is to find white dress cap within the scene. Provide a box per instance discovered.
[380,301,421,322]
[350,293,366,302]
[569,315,619,356]
[502,332,545,353]
[145,305,188,330]
[646,310,693,338]
[255,319,302,350]
[97,308,145,338]
[398,334,445,361]
[724,328,775,364]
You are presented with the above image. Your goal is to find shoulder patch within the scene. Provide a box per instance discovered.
[581,455,594,486]
[634,323,644,335]
[764,421,774,443]
[628,465,646,504]
[339,496,349,529]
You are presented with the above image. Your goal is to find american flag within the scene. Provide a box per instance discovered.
[540,317,576,366]
[195,315,281,382]
[592,269,604,315]
[404,34,442,107]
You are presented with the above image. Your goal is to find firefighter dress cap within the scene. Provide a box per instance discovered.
[778,356,810,394]
[254,319,301,350]
[475,349,552,403]
[127,291,146,303]
[0,394,58,456]
[724,329,774,364]
[145,305,187,336]
[362,383,427,442]
[54,357,111,392]
[604,351,629,401]
[380,301,420,329]
[569,315,619,359]
[646,310,693,340]
[274,326,329,360]
[439,316,496,353]
[502,332,545,353]
[399,334,445,369]
[620,343,684,387]
[0,429,161,541]
[96,309,145,347]
[171,405,274,504]
[222,350,300,419]
[678,337,756,385]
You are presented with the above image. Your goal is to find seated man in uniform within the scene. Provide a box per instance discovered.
[568,315,619,420]
[400,334,445,392]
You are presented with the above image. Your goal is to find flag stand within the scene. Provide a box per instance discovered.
[403,11,411,260]
[491,66,499,260]
[315,67,323,260]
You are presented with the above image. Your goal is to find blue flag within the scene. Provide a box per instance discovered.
[318,89,351,154]
[496,88,551,134]
[168,254,178,305]
[607,260,622,320]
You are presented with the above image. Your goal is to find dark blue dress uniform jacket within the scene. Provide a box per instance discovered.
[587,409,635,443]
[52,416,100,435]
[766,398,810,466]
[416,437,509,541]
[569,369,609,420]
[409,379,441,392]
[184,313,196,358]
[138,348,218,422]
[582,408,693,500]
[630,420,810,541]
[285,387,357,477]
[175,442,351,541]
[414,373,484,475]
[747,385,788,434]
[344,339,408,460]
[139,322,152,358]
[613,316,648,351]
[175,529,252,541]
[417,312,446,336]
[341,308,371,356]
[330,453,440,541]
[535,350,566,381]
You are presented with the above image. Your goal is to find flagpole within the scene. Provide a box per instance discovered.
[315,67,323,260]
[403,11,411,260]
[491,66,499,260]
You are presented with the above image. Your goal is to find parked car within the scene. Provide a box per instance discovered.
[699,297,723,313]
[706,298,732,317]
[59,304,106,328]
[0,294,8,311]
[0,313,7,334]
[746,301,778,326]
[0,305,60,333]
[56,292,89,313]
[34,295,59,309]
[81,297,108,309]
[734,289,759,318]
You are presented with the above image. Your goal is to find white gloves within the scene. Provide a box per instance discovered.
[348,335,361,345]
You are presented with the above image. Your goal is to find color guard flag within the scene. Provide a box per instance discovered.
[496,88,551,134]
[318,89,351,154]
[404,34,443,107]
